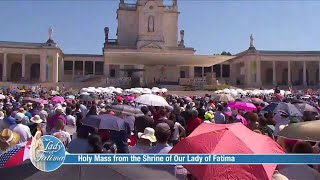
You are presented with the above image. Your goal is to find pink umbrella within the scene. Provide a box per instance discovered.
[228,101,257,111]
[224,111,248,126]
[37,99,48,105]
[125,96,135,102]
[51,96,64,104]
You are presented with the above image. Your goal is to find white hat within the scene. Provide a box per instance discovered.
[15,113,25,122]
[30,115,43,124]
[0,111,4,119]
[55,104,63,112]
[138,127,157,143]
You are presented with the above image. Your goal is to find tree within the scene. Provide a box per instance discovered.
[220,51,232,56]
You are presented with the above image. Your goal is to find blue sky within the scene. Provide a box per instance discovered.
[0,1,319,55]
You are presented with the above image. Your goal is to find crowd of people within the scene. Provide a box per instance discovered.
[0,86,320,179]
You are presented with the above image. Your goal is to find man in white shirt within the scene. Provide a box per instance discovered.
[9,113,32,143]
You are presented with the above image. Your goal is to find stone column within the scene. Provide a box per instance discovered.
[119,65,125,77]
[318,62,320,85]
[59,57,64,82]
[83,61,85,76]
[21,54,26,81]
[272,61,276,86]
[189,66,194,78]
[52,53,59,83]
[303,61,307,86]
[288,61,291,86]
[40,54,46,82]
[220,64,223,78]
[201,67,204,78]
[256,60,261,86]
[104,63,110,77]
[93,61,96,75]
[211,65,213,73]
[72,61,75,80]
[3,53,7,81]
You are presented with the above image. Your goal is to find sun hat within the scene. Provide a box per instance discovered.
[0,128,20,150]
[0,111,4,119]
[204,112,213,120]
[30,115,43,124]
[55,104,63,112]
[15,112,25,122]
[138,127,157,143]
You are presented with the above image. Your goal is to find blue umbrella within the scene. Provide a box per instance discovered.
[275,102,303,117]
[262,102,279,112]
[66,95,75,99]
[82,114,125,131]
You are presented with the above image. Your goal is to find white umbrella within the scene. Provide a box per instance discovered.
[0,94,5,100]
[80,92,90,96]
[134,94,169,107]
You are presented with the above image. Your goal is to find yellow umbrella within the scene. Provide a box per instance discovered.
[19,89,27,93]
[278,120,320,141]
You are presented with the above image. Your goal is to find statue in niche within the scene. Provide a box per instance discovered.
[120,0,124,4]
[173,0,177,6]
[148,16,155,32]
[48,26,53,40]
[250,34,254,47]
[180,30,184,46]
[104,27,109,42]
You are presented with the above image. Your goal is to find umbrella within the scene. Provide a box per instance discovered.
[274,102,303,117]
[22,97,38,103]
[251,98,263,105]
[125,96,134,102]
[213,94,234,102]
[37,99,48,105]
[224,111,248,126]
[293,103,319,114]
[66,95,75,99]
[227,101,257,111]
[0,161,177,180]
[0,94,5,100]
[182,96,193,102]
[82,114,125,131]
[134,94,169,107]
[19,90,27,93]
[278,120,320,141]
[51,96,65,104]
[106,105,144,117]
[262,102,279,112]
[0,140,31,168]
[80,95,94,102]
[170,123,284,180]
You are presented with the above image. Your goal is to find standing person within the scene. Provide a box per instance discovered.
[46,104,66,133]
[86,105,97,117]
[38,104,48,123]
[67,126,91,153]
[74,103,84,132]
[196,101,206,120]
[9,113,32,143]
[134,106,154,134]
[214,105,226,124]
[65,107,76,126]
[130,127,156,153]
[51,119,71,147]
[87,133,106,153]
[187,110,202,134]
[169,114,186,146]
[155,108,175,136]
[173,106,186,128]
[29,115,45,136]
[145,123,175,175]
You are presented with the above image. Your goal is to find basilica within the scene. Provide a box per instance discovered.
[0,0,319,88]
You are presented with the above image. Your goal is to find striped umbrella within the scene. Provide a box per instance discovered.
[106,105,144,117]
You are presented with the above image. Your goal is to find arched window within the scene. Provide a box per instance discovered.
[148,16,155,32]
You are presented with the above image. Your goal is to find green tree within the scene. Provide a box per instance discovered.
[220,51,232,56]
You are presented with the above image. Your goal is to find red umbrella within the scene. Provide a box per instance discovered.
[65,98,76,104]
[0,140,31,168]
[228,101,257,111]
[170,123,284,180]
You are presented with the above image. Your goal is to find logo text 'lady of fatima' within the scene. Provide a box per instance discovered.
[30,133,66,172]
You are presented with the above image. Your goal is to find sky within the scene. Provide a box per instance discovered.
[0,1,320,55]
